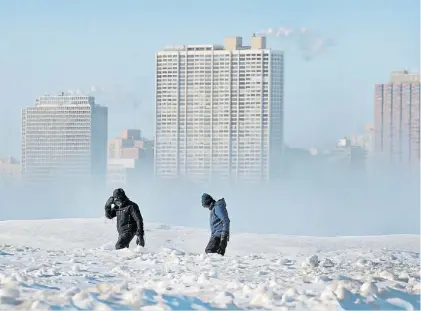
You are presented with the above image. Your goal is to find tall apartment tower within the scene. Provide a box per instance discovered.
[21,92,108,183]
[155,36,284,182]
[374,70,420,167]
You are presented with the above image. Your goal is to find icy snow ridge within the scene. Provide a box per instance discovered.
[0,218,419,310]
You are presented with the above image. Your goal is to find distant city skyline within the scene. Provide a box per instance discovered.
[0,0,419,157]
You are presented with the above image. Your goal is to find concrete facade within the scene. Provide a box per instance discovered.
[155,35,284,183]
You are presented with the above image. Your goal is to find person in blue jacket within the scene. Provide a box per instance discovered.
[201,193,230,256]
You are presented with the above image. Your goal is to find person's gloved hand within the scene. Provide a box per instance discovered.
[136,235,145,247]
[218,233,228,255]
[105,196,114,208]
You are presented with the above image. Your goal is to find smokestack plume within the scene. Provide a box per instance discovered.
[255,27,334,61]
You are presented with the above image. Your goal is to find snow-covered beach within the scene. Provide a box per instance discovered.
[0,218,419,310]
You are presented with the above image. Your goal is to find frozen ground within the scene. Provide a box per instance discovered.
[0,218,419,310]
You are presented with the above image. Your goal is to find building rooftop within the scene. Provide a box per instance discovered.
[163,44,225,51]
[161,36,270,52]
[389,70,420,83]
[33,92,105,107]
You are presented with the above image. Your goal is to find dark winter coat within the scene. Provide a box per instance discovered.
[210,198,230,238]
[105,197,144,236]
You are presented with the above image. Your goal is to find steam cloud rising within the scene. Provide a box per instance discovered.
[255,27,335,60]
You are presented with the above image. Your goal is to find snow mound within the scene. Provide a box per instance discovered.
[0,218,419,310]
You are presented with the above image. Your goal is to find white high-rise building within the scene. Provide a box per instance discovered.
[21,92,108,184]
[155,36,284,183]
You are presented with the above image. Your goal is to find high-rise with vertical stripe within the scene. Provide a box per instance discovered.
[374,70,420,167]
[155,36,284,183]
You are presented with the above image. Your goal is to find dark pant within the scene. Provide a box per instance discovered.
[115,231,136,250]
[205,236,226,256]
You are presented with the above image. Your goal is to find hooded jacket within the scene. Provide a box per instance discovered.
[209,198,230,238]
[104,195,144,236]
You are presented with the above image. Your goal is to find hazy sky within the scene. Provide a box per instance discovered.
[0,0,419,158]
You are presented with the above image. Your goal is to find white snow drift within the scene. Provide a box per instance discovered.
[0,218,419,310]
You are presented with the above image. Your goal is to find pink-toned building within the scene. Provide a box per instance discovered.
[107,129,154,187]
[374,70,420,167]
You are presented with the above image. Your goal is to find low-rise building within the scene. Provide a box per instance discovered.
[107,158,138,187]
[107,129,154,187]
[327,138,368,173]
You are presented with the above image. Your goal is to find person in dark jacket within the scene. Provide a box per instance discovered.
[202,193,230,256]
[105,188,145,250]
